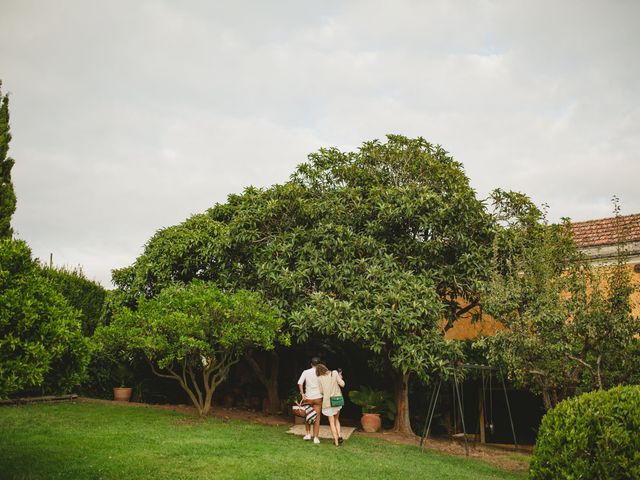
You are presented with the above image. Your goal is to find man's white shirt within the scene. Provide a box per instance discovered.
[297,367,322,399]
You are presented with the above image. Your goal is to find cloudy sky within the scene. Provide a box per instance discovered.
[1,0,639,287]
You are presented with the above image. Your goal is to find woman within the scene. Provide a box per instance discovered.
[316,363,345,447]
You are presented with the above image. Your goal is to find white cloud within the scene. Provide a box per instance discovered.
[1,0,638,286]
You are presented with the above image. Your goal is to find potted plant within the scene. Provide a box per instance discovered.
[349,386,396,432]
[112,362,133,402]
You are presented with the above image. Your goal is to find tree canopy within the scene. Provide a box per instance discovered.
[478,193,640,409]
[96,281,285,415]
[285,136,494,432]
[111,135,494,432]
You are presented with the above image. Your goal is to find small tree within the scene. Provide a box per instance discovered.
[96,281,285,415]
[479,193,640,409]
[0,81,16,239]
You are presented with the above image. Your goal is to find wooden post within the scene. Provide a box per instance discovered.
[478,385,486,444]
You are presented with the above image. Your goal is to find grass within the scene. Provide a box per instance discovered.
[0,402,526,480]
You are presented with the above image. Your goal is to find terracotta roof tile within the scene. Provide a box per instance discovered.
[571,213,640,248]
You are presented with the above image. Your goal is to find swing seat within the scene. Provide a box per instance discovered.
[452,432,480,441]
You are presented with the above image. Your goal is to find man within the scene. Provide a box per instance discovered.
[297,356,323,444]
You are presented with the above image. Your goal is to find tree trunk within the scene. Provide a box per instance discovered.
[149,356,235,417]
[596,355,603,390]
[541,388,551,411]
[245,350,281,414]
[392,371,414,435]
[265,380,280,414]
[541,387,562,411]
[202,382,214,416]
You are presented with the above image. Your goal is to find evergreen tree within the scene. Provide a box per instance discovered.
[0,80,16,239]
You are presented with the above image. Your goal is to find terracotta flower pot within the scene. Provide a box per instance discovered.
[113,387,133,402]
[361,413,382,432]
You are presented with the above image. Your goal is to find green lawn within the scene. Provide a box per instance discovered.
[0,402,526,480]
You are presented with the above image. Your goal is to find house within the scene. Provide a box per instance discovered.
[571,213,640,266]
[572,213,640,317]
[446,212,640,340]
[441,212,640,445]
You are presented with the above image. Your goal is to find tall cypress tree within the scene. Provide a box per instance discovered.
[0,80,16,239]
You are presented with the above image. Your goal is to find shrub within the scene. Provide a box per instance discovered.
[40,265,106,336]
[530,385,640,480]
[0,238,90,397]
[95,281,284,415]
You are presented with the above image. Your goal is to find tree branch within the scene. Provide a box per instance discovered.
[208,350,240,392]
[187,362,203,408]
[181,358,189,392]
[149,361,180,381]
[156,362,204,414]
[455,298,480,318]
[567,354,594,372]
[167,366,188,390]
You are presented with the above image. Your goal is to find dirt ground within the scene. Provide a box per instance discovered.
[365,431,531,472]
[77,397,531,472]
[77,397,291,426]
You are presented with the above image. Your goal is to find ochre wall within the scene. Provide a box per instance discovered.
[445,309,503,340]
[444,263,640,341]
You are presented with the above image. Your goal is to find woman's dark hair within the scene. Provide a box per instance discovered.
[315,363,329,376]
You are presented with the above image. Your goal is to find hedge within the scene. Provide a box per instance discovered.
[0,239,91,397]
[40,265,106,336]
[530,385,640,479]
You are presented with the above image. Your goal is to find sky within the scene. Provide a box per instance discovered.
[1,0,639,287]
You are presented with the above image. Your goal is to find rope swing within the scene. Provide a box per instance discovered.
[420,363,518,456]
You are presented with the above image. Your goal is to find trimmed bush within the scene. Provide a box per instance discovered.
[530,385,640,480]
[0,238,90,397]
[40,264,106,336]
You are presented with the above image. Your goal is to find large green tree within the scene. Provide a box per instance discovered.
[96,281,285,415]
[0,81,16,239]
[112,135,494,432]
[478,193,640,410]
[286,136,494,433]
